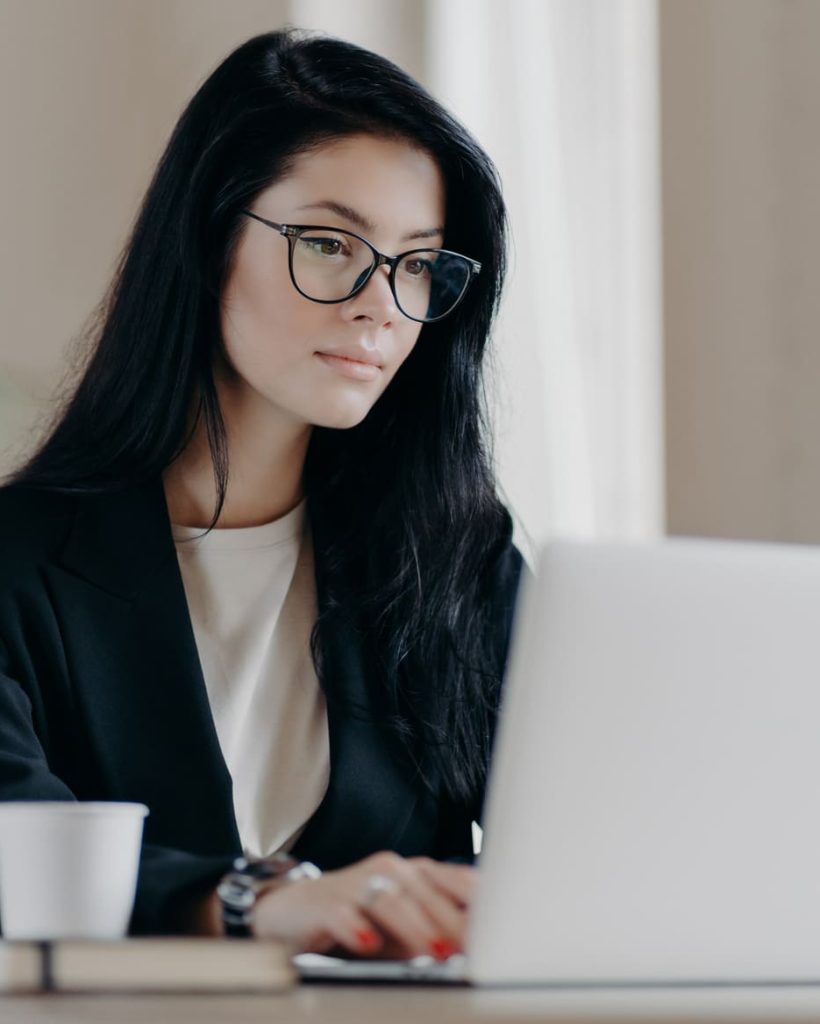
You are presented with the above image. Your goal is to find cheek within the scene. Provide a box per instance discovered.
[221,258,313,364]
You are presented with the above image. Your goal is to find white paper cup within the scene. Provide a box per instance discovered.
[0,801,148,940]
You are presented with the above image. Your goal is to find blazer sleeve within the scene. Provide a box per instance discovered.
[0,638,233,934]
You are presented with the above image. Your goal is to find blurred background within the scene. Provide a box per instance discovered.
[1,0,818,558]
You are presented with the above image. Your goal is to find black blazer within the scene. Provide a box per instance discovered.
[0,479,524,933]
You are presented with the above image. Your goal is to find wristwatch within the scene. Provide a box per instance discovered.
[216,852,322,938]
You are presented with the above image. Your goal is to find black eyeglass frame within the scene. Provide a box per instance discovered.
[241,209,481,324]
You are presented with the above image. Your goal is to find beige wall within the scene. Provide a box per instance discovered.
[661,0,820,542]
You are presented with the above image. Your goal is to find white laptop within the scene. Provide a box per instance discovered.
[298,537,820,986]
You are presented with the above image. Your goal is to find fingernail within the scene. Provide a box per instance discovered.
[430,938,456,961]
[356,928,380,951]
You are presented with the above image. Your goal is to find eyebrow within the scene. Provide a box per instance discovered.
[295,201,444,242]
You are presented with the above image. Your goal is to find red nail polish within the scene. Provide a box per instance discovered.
[430,938,456,961]
[356,928,379,950]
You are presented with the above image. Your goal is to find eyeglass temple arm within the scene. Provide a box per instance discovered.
[241,210,296,237]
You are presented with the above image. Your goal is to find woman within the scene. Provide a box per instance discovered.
[0,29,523,959]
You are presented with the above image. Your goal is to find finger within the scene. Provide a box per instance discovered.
[362,889,448,960]
[384,860,468,950]
[411,858,478,908]
[304,901,385,958]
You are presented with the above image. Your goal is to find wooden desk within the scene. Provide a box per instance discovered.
[6,982,820,1023]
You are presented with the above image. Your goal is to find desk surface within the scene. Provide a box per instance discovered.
[7,983,820,1023]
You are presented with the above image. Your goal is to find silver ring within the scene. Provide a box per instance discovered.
[360,873,401,909]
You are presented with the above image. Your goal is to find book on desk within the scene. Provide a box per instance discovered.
[0,937,295,993]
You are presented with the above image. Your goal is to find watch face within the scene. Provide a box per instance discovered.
[218,856,321,938]
[218,854,300,910]
[244,862,279,881]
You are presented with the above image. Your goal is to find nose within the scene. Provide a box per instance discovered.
[341,265,398,327]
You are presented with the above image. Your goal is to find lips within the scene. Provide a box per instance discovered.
[316,352,382,381]
[316,347,384,368]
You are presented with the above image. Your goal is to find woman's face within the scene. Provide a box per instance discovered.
[218,133,446,431]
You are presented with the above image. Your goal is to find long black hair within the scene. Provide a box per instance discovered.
[11,29,513,806]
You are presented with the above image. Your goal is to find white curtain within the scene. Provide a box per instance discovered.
[279,0,665,557]
[426,0,664,556]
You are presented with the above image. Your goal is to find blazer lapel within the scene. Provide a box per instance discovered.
[42,477,429,867]
[44,479,240,856]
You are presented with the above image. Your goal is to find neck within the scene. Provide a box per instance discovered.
[163,378,312,530]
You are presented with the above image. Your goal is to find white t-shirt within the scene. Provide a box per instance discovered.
[172,500,330,858]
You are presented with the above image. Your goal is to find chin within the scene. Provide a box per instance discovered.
[309,402,375,431]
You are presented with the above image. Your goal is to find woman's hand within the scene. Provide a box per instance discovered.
[252,851,476,960]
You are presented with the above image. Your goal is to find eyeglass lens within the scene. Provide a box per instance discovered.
[291,229,471,321]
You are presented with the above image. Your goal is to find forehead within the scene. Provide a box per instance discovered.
[259,134,445,237]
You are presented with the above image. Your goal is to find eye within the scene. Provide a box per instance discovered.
[299,235,350,257]
[403,258,433,278]
[310,239,339,256]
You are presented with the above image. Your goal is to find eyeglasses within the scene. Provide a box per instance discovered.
[241,210,481,324]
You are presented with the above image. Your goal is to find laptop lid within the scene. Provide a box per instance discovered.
[468,538,820,985]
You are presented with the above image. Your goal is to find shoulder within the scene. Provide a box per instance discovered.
[0,477,170,625]
[0,484,79,581]
[485,508,528,606]
[471,512,529,668]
